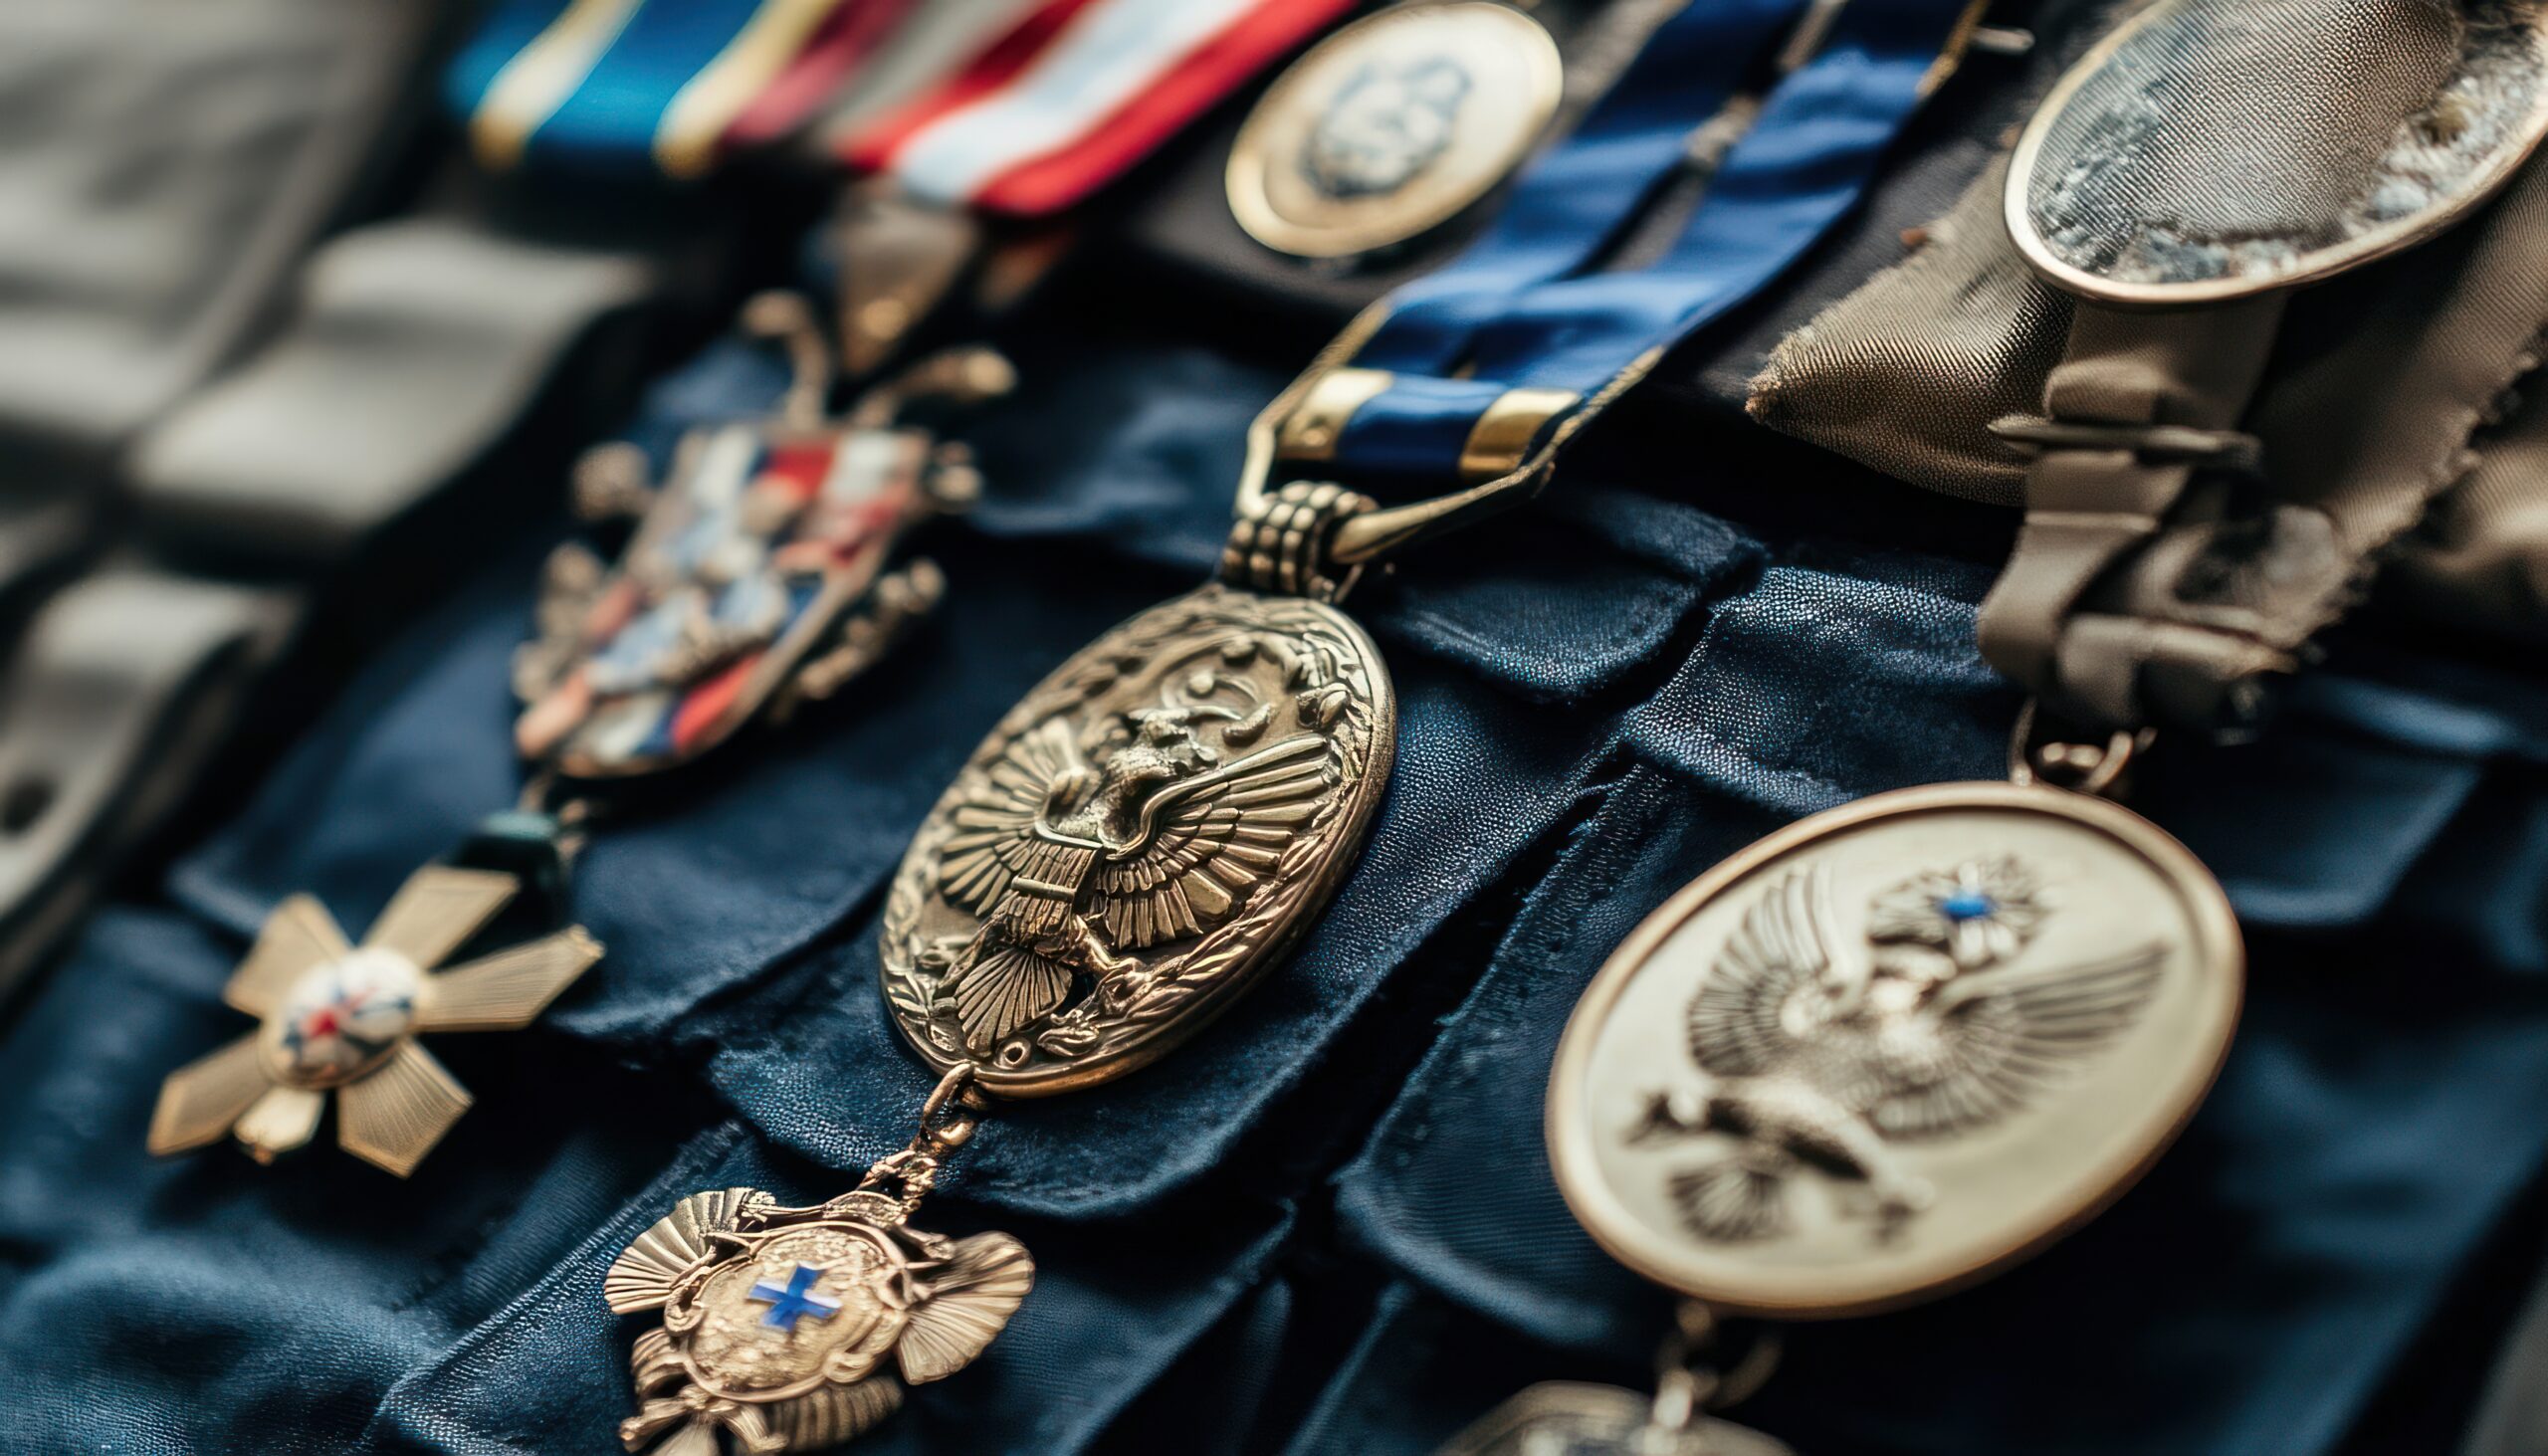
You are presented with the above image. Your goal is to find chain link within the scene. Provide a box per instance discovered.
[1633,1303,1780,1452]
[2008,698,2154,800]
[854,1063,990,1217]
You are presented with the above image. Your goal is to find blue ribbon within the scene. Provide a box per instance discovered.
[445,0,773,178]
[1334,0,1979,492]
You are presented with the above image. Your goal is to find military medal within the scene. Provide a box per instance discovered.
[610,0,1990,1448]
[605,1068,1030,1456]
[1472,3,2548,1448]
[147,867,602,1176]
[149,293,1001,1177]
[1226,1,1564,260]
[1549,772,2241,1318]
[513,295,1002,778]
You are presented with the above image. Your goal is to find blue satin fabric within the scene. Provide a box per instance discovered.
[444,0,772,176]
[0,297,2540,1451]
[1335,0,1978,493]
[1352,0,1812,375]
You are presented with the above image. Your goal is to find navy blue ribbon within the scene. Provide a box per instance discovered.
[1333,0,1979,491]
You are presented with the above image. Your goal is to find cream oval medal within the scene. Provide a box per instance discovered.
[1549,782,2240,1318]
[2008,0,2548,305]
[881,584,1393,1096]
[1227,2,1562,259]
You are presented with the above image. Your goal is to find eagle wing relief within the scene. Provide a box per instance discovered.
[935,718,1091,916]
[1667,867,1904,1245]
[1088,731,1339,951]
[1687,865,1845,1079]
[1869,941,2170,1143]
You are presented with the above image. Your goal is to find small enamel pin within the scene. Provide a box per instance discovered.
[514,293,1009,780]
[148,864,600,1176]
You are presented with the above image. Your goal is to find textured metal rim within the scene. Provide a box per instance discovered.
[1225,1,1563,259]
[2005,0,2548,307]
[1545,780,2243,1318]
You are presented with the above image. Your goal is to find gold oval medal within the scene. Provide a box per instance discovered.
[2008,0,2548,305]
[1548,782,2240,1318]
[881,584,1394,1096]
[1226,2,1562,259]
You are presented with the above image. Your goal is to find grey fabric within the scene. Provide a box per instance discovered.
[0,570,295,1006]
[129,217,661,572]
[0,195,683,1003]
[0,0,435,473]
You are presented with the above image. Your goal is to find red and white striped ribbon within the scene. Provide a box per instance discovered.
[837,0,1353,216]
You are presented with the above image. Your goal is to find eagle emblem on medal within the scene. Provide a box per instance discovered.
[882,584,1393,1094]
[605,1184,1031,1456]
[1549,783,2241,1317]
[514,296,1008,779]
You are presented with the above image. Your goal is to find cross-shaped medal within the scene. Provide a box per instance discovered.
[148,865,601,1176]
[748,1264,844,1331]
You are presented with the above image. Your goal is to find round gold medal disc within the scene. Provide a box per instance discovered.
[881,584,1393,1096]
[1548,782,2241,1318]
[1227,2,1563,259]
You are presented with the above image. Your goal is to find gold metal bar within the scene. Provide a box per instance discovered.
[1457,387,1582,483]
[1276,368,1394,462]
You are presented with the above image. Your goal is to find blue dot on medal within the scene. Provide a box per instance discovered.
[1938,890,1998,923]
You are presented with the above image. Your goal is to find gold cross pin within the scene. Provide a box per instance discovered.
[148,865,602,1176]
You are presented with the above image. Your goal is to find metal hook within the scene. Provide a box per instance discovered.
[2009,699,2153,798]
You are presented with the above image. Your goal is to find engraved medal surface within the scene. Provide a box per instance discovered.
[148,866,602,1176]
[606,1185,1031,1456]
[1433,1382,1795,1456]
[2009,0,2548,305]
[1227,2,1562,259]
[514,415,970,780]
[1549,782,2240,1318]
[881,583,1393,1095]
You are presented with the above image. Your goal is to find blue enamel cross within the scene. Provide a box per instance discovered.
[747,1264,843,1331]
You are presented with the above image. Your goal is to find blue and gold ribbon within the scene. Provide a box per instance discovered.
[1329,0,1985,492]
[447,0,896,180]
